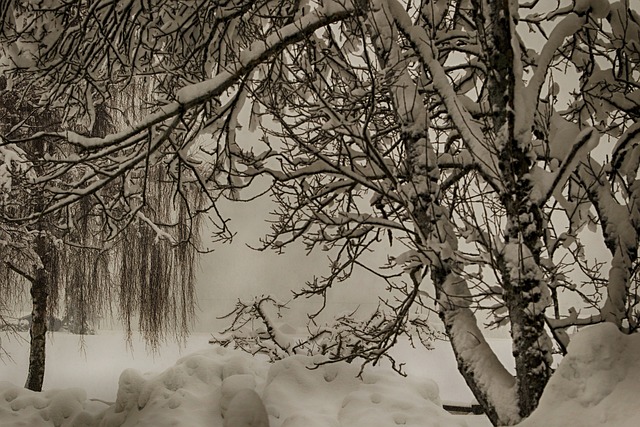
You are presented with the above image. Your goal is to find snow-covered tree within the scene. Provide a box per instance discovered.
[2,0,640,424]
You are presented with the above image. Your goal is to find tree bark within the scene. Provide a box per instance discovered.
[472,0,553,418]
[24,129,55,391]
[24,233,51,392]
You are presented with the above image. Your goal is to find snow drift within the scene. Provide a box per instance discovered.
[0,346,463,427]
[516,323,640,427]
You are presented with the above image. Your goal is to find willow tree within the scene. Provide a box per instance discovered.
[0,72,206,391]
[2,0,640,424]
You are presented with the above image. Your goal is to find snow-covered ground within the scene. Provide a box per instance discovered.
[0,330,215,402]
[0,330,491,426]
[1,324,639,427]
[517,323,640,427]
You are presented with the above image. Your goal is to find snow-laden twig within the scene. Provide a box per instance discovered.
[136,212,177,245]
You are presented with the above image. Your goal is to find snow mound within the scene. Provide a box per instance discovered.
[1,347,466,427]
[224,389,269,427]
[99,347,264,427]
[0,382,107,427]
[516,323,640,427]
[264,355,451,427]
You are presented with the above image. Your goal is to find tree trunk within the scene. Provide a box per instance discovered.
[24,233,51,392]
[473,0,553,419]
[498,231,553,419]
[434,266,519,426]
[24,128,55,391]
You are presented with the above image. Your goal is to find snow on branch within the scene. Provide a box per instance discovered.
[574,156,640,327]
[439,274,519,424]
[386,0,501,188]
[547,307,603,330]
[522,13,586,133]
[11,4,358,152]
[173,4,358,109]
[29,116,181,220]
[136,212,178,245]
[611,121,640,178]
[530,127,600,205]
[212,296,294,360]
[214,293,441,376]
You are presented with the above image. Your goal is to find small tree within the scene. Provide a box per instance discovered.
[2,0,640,424]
